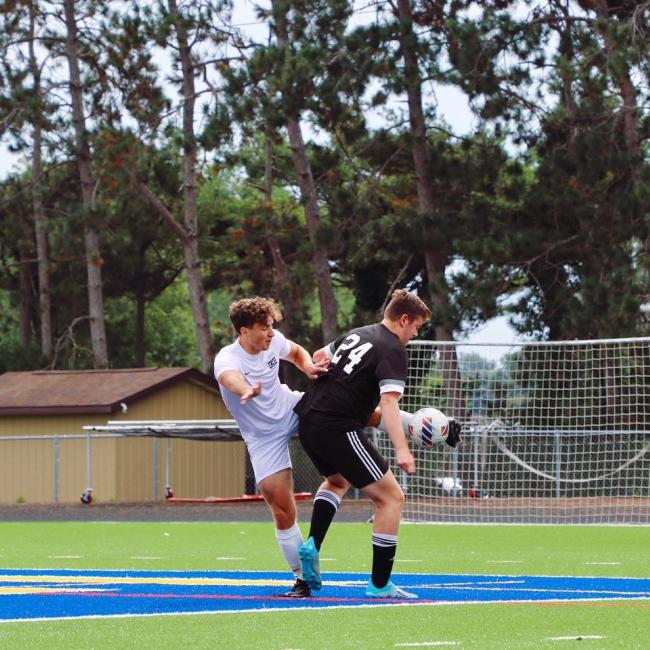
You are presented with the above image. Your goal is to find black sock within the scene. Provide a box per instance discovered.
[371,533,398,589]
[308,489,341,550]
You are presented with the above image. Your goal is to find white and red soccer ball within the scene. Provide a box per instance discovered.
[408,407,449,447]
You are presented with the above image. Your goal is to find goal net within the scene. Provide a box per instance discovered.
[375,338,650,524]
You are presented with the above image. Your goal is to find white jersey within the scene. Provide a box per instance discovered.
[213,330,302,446]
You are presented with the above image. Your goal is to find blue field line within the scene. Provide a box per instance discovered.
[1,569,649,622]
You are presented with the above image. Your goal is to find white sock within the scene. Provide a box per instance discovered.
[275,522,304,580]
[378,410,411,437]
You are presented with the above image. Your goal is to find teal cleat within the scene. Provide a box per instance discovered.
[298,537,321,591]
[365,580,418,599]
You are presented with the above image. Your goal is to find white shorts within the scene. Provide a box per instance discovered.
[245,412,299,484]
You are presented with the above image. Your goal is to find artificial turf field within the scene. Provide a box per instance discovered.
[0,522,649,648]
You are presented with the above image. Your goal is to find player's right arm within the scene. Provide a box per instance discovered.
[312,344,334,366]
[379,392,415,474]
[217,370,261,404]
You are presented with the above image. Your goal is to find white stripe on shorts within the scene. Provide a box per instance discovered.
[346,430,383,482]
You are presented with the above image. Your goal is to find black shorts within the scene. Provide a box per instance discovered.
[298,419,389,489]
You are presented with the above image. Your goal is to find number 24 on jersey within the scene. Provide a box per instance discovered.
[331,334,373,374]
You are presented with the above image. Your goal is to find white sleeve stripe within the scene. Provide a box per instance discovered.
[324,343,335,360]
[379,378,405,388]
[379,383,404,395]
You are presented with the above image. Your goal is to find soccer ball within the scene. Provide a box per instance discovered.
[408,407,449,447]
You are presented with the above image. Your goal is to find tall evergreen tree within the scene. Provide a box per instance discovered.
[0,0,59,360]
[267,0,342,342]
[60,0,108,366]
[111,0,238,371]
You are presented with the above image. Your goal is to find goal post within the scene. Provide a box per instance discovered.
[377,337,650,524]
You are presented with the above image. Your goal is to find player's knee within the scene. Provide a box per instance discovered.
[268,498,296,529]
[273,507,296,530]
[323,475,349,494]
[371,483,404,510]
[390,485,405,508]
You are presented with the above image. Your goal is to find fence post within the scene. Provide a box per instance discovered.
[152,437,159,500]
[165,438,172,498]
[53,436,60,503]
[86,431,93,491]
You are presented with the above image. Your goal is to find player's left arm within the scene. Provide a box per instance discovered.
[380,392,416,475]
[285,341,329,380]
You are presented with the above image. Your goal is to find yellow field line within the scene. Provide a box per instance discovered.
[0,575,293,587]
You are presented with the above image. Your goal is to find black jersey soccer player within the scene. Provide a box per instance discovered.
[295,289,443,599]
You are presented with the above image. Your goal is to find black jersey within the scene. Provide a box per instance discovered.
[294,323,407,429]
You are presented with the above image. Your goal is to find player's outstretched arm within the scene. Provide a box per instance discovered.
[287,341,329,380]
[218,370,262,404]
[379,392,415,474]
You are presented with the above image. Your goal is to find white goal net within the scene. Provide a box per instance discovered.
[375,338,650,524]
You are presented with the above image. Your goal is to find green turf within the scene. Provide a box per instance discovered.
[0,522,649,649]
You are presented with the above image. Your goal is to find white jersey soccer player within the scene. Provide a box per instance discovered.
[213,297,327,598]
[214,328,302,483]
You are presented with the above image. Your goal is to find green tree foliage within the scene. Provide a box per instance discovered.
[0,0,649,375]
[443,0,650,339]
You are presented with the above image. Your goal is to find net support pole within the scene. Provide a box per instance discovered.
[554,430,561,499]
[472,433,479,493]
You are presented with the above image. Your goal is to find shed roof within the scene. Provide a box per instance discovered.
[0,368,218,415]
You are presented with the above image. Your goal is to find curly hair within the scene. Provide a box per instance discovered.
[383,289,431,322]
[229,297,283,333]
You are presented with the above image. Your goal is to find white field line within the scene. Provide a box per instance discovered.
[545,636,606,641]
[403,522,650,528]
[584,562,621,566]
[48,556,82,559]
[395,642,460,647]
[400,585,650,597]
[215,557,246,560]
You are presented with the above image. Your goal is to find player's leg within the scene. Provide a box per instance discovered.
[308,473,350,551]
[249,429,310,597]
[259,466,297,528]
[361,471,416,598]
[258,468,310,597]
[296,420,348,590]
[298,472,350,591]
